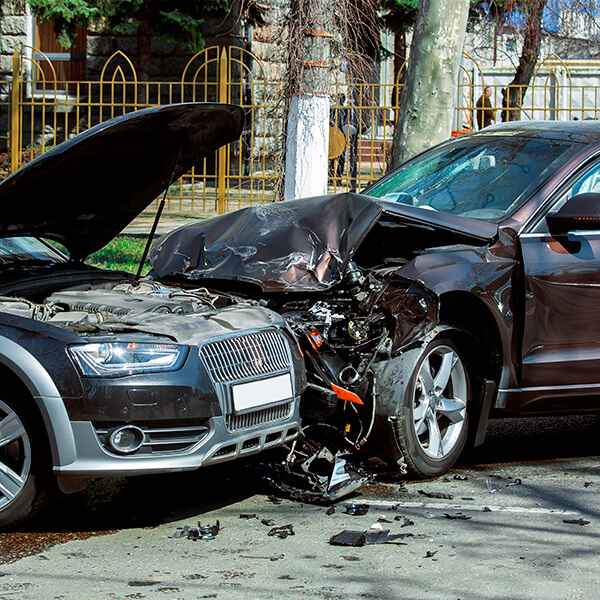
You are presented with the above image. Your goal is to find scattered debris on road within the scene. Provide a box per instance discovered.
[170,521,221,541]
[329,528,409,547]
[443,513,472,520]
[239,514,258,520]
[394,516,415,527]
[344,503,370,516]
[563,518,590,526]
[418,490,453,500]
[424,550,438,559]
[268,524,295,539]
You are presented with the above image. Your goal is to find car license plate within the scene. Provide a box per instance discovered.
[232,373,293,412]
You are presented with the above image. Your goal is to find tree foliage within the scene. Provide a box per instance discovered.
[26,0,231,51]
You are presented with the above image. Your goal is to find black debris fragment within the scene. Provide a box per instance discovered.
[342,556,361,561]
[329,529,409,547]
[424,551,438,559]
[443,513,472,521]
[239,514,258,520]
[326,506,336,516]
[394,516,414,527]
[344,503,370,516]
[261,519,276,527]
[453,474,468,481]
[506,478,522,487]
[563,518,590,526]
[128,580,162,587]
[170,521,221,541]
[377,515,392,523]
[584,482,593,488]
[482,507,492,512]
[268,524,295,539]
[418,490,453,500]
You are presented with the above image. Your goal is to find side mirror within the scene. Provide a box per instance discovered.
[546,193,600,236]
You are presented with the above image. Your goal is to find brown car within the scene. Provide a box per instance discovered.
[152,119,600,480]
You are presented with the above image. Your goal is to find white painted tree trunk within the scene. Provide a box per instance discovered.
[284,95,330,200]
[391,0,470,168]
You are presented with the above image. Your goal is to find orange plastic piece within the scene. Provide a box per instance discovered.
[331,384,364,405]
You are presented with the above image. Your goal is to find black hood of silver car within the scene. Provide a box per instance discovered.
[0,103,244,260]
[150,193,498,292]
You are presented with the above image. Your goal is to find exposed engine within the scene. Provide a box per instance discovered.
[277,261,393,452]
[0,281,248,333]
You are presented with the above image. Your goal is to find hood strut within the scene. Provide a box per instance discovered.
[135,150,181,280]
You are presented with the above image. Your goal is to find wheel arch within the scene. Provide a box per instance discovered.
[0,336,76,467]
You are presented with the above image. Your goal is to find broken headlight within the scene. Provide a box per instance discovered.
[70,342,188,377]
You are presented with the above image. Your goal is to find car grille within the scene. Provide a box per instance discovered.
[199,329,292,384]
[95,422,209,455]
[225,401,294,431]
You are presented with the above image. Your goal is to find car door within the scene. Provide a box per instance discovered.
[520,158,600,390]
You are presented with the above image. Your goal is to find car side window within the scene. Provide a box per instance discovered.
[532,159,600,233]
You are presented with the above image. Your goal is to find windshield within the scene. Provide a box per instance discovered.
[0,237,66,267]
[365,135,575,221]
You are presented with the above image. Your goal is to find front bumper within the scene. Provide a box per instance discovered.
[55,399,300,478]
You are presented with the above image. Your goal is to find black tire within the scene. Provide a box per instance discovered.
[0,396,51,529]
[376,335,471,478]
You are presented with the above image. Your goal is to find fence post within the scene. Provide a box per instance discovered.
[10,50,21,172]
[216,47,228,214]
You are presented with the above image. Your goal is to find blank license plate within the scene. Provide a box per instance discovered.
[232,374,293,412]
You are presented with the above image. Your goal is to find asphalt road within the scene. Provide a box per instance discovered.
[1,415,600,600]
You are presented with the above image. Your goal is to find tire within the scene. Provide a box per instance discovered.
[0,397,51,529]
[377,335,471,478]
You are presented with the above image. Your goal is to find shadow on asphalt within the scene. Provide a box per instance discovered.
[464,414,600,466]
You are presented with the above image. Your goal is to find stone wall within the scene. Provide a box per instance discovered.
[0,0,29,151]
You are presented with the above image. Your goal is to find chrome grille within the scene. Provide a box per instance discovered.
[200,329,292,384]
[225,401,293,431]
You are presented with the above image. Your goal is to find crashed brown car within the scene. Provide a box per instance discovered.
[151,119,600,480]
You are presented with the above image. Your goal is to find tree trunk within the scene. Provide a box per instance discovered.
[390,0,470,169]
[284,0,334,200]
[501,0,547,122]
[392,29,407,115]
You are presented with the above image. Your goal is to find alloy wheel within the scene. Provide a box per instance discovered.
[412,345,467,459]
[0,400,31,510]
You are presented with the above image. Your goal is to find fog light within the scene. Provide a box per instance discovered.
[108,425,145,454]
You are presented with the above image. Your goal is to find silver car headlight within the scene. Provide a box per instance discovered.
[70,342,187,377]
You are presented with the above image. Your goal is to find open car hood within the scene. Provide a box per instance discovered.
[150,193,498,292]
[0,103,244,260]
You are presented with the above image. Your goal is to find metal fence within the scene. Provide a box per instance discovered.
[8,46,284,217]
[7,48,600,216]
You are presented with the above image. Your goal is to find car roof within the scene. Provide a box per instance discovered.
[470,120,600,144]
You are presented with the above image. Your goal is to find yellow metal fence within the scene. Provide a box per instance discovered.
[9,46,284,217]
[8,48,600,216]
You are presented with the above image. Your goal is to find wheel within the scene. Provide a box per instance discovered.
[379,336,470,478]
[0,398,50,529]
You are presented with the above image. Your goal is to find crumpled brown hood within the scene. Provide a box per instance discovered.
[0,103,244,260]
[150,193,498,292]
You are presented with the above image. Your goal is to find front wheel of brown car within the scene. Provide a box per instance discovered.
[0,397,50,529]
[380,336,471,478]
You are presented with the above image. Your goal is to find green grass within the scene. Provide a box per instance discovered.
[86,236,150,275]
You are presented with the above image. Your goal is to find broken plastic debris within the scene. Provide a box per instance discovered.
[239,514,258,520]
[584,482,593,488]
[170,521,221,541]
[344,503,370,516]
[261,519,276,527]
[506,478,522,487]
[329,529,409,547]
[453,474,468,481]
[424,550,438,559]
[326,506,336,516]
[443,513,472,521]
[563,518,590,526]
[268,524,295,539]
[394,516,414,527]
[377,515,392,523]
[418,490,453,500]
